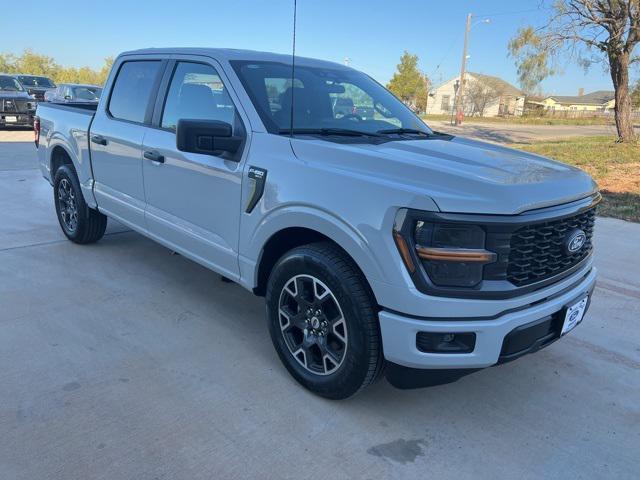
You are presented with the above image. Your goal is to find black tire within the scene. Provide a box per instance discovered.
[266,242,383,399]
[53,164,107,244]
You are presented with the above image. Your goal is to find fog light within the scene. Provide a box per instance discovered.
[416,331,476,353]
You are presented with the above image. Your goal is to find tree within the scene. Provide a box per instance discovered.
[13,49,59,76]
[98,57,114,85]
[466,77,506,116]
[387,51,429,111]
[508,1,640,142]
[0,50,113,86]
[0,53,17,73]
[632,78,640,108]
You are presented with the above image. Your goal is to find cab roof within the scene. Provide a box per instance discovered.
[120,47,351,71]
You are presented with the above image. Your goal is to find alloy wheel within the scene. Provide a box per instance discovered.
[278,274,348,375]
[57,178,78,232]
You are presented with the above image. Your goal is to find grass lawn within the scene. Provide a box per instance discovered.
[512,136,640,222]
[422,114,617,126]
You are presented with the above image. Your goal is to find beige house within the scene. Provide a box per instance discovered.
[426,72,525,117]
[536,90,615,112]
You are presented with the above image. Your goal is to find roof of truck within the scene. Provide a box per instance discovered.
[120,48,351,70]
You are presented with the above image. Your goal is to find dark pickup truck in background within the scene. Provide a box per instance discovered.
[0,74,37,127]
[13,74,56,102]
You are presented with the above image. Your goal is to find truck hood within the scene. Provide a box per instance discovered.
[0,91,31,100]
[290,135,598,215]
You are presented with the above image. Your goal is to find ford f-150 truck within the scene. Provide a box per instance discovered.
[35,48,598,399]
[13,74,56,102]
[1,74,37,127]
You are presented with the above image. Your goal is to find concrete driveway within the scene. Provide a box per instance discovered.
[1,129,639,479]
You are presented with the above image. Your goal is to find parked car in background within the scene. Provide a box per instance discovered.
[46,83,102,104]
[13,74,56,101]
[35,48,598,399]
[0,74,36,127]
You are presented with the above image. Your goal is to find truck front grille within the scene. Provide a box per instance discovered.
[505,207,596,286]
[2,99,33,113]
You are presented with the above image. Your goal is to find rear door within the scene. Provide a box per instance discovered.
[90,57,165,228]
[141,57,249,279]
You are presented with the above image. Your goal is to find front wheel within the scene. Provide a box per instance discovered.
[54,165,107,244]
[266,242,383,399]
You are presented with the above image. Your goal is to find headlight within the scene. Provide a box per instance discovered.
[394,211,496,288]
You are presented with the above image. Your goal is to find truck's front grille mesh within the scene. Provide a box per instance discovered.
[2,99,32,113]
[506,207,596,286]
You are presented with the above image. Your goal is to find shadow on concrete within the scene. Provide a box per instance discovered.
[0,126,33,132]
[0,141,39,171]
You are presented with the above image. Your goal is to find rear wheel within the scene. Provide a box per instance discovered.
[266,242,383,399]
[54,165,107,244]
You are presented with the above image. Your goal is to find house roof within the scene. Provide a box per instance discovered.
[467,72,523,97]
[547,90,614,105]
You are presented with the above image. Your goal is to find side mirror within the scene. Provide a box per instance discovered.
[176,119,242,156]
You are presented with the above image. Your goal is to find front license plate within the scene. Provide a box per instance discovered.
[562,296,588,335]
[5,116,17,123]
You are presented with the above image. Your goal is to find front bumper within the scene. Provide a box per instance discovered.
[379,266,596,370]
[0,113,34,126]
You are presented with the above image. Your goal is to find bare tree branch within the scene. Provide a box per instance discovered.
[508,0,639,141]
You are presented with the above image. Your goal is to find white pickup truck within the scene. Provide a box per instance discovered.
[35,48,598,398]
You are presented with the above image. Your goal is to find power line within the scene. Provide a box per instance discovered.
[427,32,461,82]
[474,7,549,18]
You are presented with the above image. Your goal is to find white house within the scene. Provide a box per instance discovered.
[426,72,525,117]
[536,90,615,112]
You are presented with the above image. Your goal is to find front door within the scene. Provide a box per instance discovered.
[90,59,164,228]
[141,60,247,279]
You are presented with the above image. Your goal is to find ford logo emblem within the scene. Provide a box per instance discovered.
[565,229,587,254]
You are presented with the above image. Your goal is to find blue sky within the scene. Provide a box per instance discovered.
[7,0,632,94]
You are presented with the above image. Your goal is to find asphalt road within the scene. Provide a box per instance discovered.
[1,129,639,479]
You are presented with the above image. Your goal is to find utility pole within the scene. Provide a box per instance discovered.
[455,13,472,125]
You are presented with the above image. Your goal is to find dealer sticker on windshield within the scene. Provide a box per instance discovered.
[562,296,588,335]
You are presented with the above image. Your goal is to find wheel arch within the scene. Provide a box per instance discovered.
[50,144,75,179]
[47,136,97,209]
[250,212,385,306]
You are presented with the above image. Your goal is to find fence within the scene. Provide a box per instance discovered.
[522,107,640,121]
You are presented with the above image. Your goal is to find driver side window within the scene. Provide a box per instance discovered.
[161,62,236,131]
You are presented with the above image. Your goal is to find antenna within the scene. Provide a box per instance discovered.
[289,0,297,137]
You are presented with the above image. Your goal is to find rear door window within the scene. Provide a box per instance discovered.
[108,61,162,123]
[161,62,235,131]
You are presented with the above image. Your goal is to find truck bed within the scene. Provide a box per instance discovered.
[36,102,97,206]
[40,102,99,113]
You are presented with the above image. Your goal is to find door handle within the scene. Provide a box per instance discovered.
[90,134,107,146]
[143,150,165,163]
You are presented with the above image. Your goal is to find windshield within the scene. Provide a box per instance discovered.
[17,75,55,88]
[73,86,102,100]
[0,76,24,92]
[231,61,432,136]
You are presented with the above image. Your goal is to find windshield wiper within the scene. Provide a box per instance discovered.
[279,128,380,137]
[376,128,432,136]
